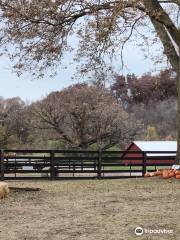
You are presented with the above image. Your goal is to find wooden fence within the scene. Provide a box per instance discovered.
[0,149,176,180]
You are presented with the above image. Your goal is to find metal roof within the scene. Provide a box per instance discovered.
[133,141,176,156]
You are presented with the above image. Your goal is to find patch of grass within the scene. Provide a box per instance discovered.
[103,165,171,171]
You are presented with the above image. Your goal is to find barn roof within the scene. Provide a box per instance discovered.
[133,141,176,156]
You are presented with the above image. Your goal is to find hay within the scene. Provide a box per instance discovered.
[0,182,9,199]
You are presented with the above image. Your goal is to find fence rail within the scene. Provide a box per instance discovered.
[0,149,176,180]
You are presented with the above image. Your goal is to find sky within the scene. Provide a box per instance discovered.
[0,43,164,102]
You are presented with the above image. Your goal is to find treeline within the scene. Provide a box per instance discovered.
[0,68,177,150]
[111,68,177,140]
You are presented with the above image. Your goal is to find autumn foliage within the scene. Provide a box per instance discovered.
[111,69,177,106]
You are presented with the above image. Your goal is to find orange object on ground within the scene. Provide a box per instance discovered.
[144,172,150,177]
[162,170,169,179]
[169,172,175,178]
[175,170,180,176]
[156,170,162,176]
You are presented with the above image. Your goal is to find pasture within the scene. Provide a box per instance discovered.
[0,178,179,240]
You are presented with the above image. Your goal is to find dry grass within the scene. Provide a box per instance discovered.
[0,178,179,240]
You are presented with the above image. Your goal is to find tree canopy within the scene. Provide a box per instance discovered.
[33,84,134,149]
[0,0,179,77]
[111,69,177,106]
[0,71,177,149]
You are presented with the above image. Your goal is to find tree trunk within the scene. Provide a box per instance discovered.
[176,44,180,164]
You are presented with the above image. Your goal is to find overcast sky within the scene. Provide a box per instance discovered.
[0,42,164,102]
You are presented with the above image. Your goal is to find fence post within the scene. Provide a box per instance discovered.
[142,151,146,177]
[0,149,4,181]
[50,151,55,180]
[97,149,102,179]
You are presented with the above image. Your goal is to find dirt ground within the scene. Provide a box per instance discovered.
[0,178,179,240]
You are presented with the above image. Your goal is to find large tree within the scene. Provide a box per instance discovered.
[0,0,179,160]
[0,97,30,147]
[32,84,136,150]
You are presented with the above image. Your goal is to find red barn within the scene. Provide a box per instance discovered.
[122,141,176,165]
